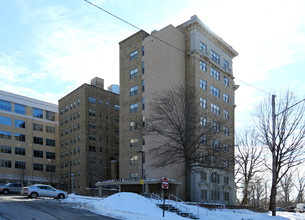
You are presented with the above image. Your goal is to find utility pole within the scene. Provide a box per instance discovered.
[271,94,276,216]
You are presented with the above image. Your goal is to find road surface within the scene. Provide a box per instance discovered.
[0,195,118,220]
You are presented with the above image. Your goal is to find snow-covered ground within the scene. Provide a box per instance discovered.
[63,192,305,220]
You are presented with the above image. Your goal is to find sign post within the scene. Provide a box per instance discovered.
[161,177,169,217]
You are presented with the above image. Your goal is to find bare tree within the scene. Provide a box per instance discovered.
[15,165,28,186]
[146,86,231,201]
[254,91,305,216]
[235,128,265,206]
[295,169,305,203]
[279,171,294,207]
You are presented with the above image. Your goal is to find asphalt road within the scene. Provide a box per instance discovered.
[0,195,119,220]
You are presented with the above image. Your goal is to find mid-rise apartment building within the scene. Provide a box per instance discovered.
[58,77,119,195]
[0,90,58,186]
[119,15,238,204]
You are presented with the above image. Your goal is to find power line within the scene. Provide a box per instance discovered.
[276,97,305,116]
[83,0,271,96]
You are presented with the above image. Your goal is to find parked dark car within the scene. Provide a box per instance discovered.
[284,206,295,212]
[276,207,283,211]
[0,183,22,194]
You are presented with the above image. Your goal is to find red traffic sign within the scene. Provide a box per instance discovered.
[161,177,169,189]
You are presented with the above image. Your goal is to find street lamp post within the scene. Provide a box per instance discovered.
[71,173,75,194]
[137,150,144,195]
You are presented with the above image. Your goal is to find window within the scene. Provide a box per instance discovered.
[211,139,220,150]
[89,109,96,116]
[89,146,96,152]
[201,172,207,181]
[130,50,138,60]
[130,173,138,179]
[223,126,229,136]
[211,68,220,80]
[0,100,11,111]
[211,103,220,115]
[46,139,55,147]
[65,106,69,112]
[73,101,76,108]
[211,50,220,63]
[15,161,25,169]
[14,103,25,114]
[15,147,25,156]
[89,97,96,104]
[224,176,229,184]
[224,110,229,119]
[46,126,55,134]
[130,121,138,130]
[142,46,145,56]
[46,152,55,159]
[46,165,56,172]
[77,99,80,106]
[130,138,138,148]
[0,130,11,140]
[130,86,138,96]
[33,150,43,158]
[0,116,11,126]
[70,103,72,110]
[200,79,207,90]
[199,41,207,51]
[224,192,230,201]
[223,77,229,86]
[201,190,207,200]
[33,108,43,118]
[130,103,138,113]
[200,61,207,71]
[0,159,11,168]
[89,134,96,141]
[115,105,120,111]
[223,60,229,69]
[15,133,25,142]
[89,122,96,129]
[0,145,11,154]
[211,191,220,200]
[65,117,69,124]
[142,97,145,110]
[223,93,229,103]
[33,123,43,132]
[46,111,55,121]
[33,136,43,145]
[15,119,25,128]
[200,136,207,145]
[130,155,138,164]
[211,121,220,132]
[130,68,138,79]
[211,86,220,97]
[200,97,206,108]
[142,61,145,74]
[33,163,43,171]
[142,80,145,92]
[142,134,145,145]
[78,111,80,118]
[223,143,229,152]
[200,117,207,127]
[211,172,220,183]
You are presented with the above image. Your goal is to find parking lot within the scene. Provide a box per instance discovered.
[0,194,117,220]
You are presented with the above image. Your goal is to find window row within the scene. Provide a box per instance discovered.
[200,172,230,185]
[60,147,81,158]
[0,100,26,114]
[60,135,81,147]
[200,190,230,202]
[199,41,231,72]
[0,159,55,172]
[199,61,230,87]
[61,99,80,115]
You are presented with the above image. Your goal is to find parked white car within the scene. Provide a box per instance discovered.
[21,184,68,199]
[295,203,305,213]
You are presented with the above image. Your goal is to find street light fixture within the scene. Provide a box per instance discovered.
[137,150,144,195]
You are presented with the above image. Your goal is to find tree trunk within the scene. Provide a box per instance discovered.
[241,184,249,206]
[185,162,191,201]
[269,179,277,216]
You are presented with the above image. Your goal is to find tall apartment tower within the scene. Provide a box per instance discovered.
[119,16,238,204]
[0,90,58,186]
[58,77,119,195]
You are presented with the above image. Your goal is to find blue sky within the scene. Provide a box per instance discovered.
[1,0,305,130]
